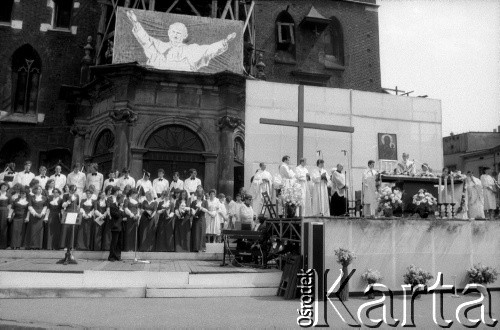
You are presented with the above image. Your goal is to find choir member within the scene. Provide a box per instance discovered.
[10,188,29,249]
[169,172,184,191]
[153,169,169,199]
[25,184,47,249]
[122,184,133,198]
[311,159,330,216]
[480,167,497,219]
[46,188,63,250]
[15,161,35,187]
[45,179,55,197]
[227,194,242,230]
[88,184,98,201]
[396,153,416,176]
[466,171,485,219]
[174,190,191,252]
[0,163,16,188]
[295,158,312,216]
[108,188,124,262]
[239,194,255,230]
[102,185,116,251]
[35,166,49,190]
[205,189,220,243]
[138,191,157,252]
[0,182,10,249]
[184,169,202,199]
[62,184,70,197]
[217,193,228,241]
[86,163,104,195]
[249,162,273,215]
[50,165,67,191]
[103,171,117,189]
[93,191,109,251]
[190,191,208,252]
[118,168,135,192]
[156,190,175,252]
[77,189,94,250]
[331,164,348,216]
[60,185,80,250]
[123,188,141,252]
[362,160,378,217]
[136,171,154,199]
[67,163,86,198]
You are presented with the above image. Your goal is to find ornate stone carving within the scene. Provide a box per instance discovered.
[255,52,266,80]
[70,125,90,137]
[109,109,138,123]
[218,115,242,130]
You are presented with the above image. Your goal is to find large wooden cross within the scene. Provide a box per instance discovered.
[260,85,355,161]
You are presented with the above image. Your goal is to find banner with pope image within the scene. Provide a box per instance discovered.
[113,8,244,74]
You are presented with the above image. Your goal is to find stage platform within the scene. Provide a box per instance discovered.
[0,249,282,299]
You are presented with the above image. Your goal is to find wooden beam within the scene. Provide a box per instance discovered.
[228,3,234,20]
[166,0,179,13]
[186,0,201,16]
[141,0,147,9]
[149,0,155,10]
[243,1,254,35]
[95,3,109,65]
[211,0,217,18]
[97,0,119,60]
[220,0,231,19]
[234,0,239,20]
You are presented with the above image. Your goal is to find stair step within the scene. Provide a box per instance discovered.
[146,287,277,298]
[188,272,282,287]
[0,287,145,299]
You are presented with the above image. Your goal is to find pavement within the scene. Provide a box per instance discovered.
[0,292,498,329]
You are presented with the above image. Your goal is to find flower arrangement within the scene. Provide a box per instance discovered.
[376,186,403,212]
[449,171,466,180]
[334,248,356,267]
[467,264,498,285]
[361,269,383,284]
[412,189,437,209]
[282,182,303,207]
[403,265,434,286]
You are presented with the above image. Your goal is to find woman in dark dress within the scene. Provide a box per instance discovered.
[10,188,29,249]
[108,187,124,262]
[92,191,108,251]
[77,189,94,250]
[101,185,114,250]
[25,185,47,249]
[174,190,191,252]
[0,182,10,249]
[123,189,141,252]
[44,179,55,198]
[190,191,208,252]
[155,190,175,252]
[138,191,157,252]
[60,185,80,250]
[46,188,63,250]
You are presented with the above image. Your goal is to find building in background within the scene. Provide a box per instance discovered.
[443,128,500,176]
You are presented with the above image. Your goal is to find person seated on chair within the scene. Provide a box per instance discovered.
[251,215,269,265]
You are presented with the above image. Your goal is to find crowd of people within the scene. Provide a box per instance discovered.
[0,161,259,260]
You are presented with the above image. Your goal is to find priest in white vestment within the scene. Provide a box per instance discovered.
[331,164,348,216]
[250,163,273,215]
[295,158,312,216]
[480,167,497,219]
[311,159,330,216]
[466,171,484,219]
[396,152,416,176]
[362,160,378,217]
[279,155,295,187]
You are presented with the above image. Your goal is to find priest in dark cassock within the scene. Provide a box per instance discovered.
[330,164,348,216]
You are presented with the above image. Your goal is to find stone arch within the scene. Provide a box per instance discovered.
[0,137,31,169]
[137,117,213,152]
[90,128,115,175]
[87,121,114,156]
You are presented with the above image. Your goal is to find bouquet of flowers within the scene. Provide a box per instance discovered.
[467,264,498,284]
[361,269,383,284]
[377,186,403,212]
[403,264,434,286]
[334,248,356,267]
[282,182,303,207]
[412,189,437,210]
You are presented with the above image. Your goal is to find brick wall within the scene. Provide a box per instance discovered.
[0,0,100,170]
[254,0,381,92]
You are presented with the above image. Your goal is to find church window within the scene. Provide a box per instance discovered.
[275,11,296,60]
[0,0,14,23]
[324,17,344,67]
[11,45,42,114]
[234,137,244,164]
[53,0,73,29]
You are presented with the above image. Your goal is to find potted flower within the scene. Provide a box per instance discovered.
[361,269,383,299]
[467,264,498,286]
[377,186,403,217]
[412,189,437,218]
[403,265,434,298]
[334,248,356,301]
[282,182,303,218]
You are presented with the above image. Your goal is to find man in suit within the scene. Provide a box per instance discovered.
[86,163,104,195]
[108,186,124,262]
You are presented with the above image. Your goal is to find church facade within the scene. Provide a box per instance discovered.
[0,0,382,196]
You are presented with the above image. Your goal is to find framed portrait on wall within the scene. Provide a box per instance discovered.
[378,133,397,160]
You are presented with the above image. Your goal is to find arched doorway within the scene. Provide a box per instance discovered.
[91,129,114,175]
[0,138,30,170]
[234,137,245,196]
[143,125,205,181]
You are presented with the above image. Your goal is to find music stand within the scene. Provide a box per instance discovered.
[57,212,79,265]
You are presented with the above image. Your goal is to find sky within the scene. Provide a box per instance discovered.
[378,0,500,136]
